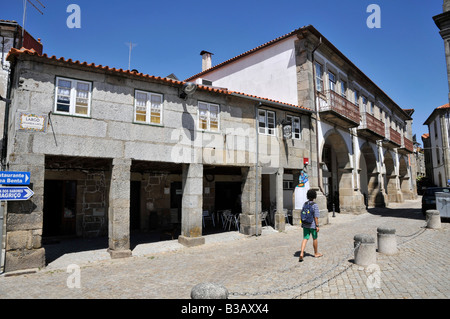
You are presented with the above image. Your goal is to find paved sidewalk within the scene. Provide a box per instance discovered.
[0,197,449,299]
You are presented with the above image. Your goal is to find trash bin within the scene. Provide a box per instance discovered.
[436,192,450,218]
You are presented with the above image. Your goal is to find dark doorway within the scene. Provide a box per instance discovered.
[215,182,242,213]
[130,181,141,231]
[43,180,77,237]
[170,181,182,223]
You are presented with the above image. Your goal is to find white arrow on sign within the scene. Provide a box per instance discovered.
[24,188,34,199]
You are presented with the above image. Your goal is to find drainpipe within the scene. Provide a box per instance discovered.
[311,37,324,194]
[255,103,259,236]
[1,58,16,169]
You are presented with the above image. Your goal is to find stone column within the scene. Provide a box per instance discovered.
[178,163,204,247]
[274,167,285,231]
[240,166,261,236]
[5,153,45,272]
[108,158,132,259]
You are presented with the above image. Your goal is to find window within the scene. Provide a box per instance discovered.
[315,62,324,92]
[198,102,219,131]
[55,77,92,116]
[362,96,368,112]
[328,71,336,92]
[340,80,347,98]
[286,115,301,139]
[353,90,359,105]
[258,109,276,136]
[134,90,163,125]
[283,180,294,190]
[368,101,374,114]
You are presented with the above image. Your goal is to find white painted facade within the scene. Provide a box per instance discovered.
[194,36,299,106]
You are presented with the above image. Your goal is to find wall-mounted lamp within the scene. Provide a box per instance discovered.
[179,82,197,100]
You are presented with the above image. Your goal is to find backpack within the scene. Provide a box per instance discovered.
[301,201,315,226]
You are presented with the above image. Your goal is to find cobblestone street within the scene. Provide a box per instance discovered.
[0,197,449,300]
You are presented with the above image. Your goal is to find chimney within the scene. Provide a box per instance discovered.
[200,50,213,71]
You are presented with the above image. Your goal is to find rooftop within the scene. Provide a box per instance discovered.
[7,47,312,113]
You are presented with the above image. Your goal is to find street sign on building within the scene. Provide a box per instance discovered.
[17,112,48,133]
[0,187,34,201]
[0,171,31,185]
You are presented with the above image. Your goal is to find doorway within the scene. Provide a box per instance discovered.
[130,181,141,231]
[43,180,77,237]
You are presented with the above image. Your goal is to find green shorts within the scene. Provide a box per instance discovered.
[303,227,318,240]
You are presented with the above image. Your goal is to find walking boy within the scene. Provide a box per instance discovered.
[299,189,323,262]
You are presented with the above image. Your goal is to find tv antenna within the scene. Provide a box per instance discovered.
[125,41,137,70]
[22,0,45,39]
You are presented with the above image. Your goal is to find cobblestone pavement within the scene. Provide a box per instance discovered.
[0,197,449,299]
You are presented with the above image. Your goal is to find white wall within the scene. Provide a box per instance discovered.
[197,36,299,106]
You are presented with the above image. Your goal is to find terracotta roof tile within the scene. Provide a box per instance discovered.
[7,47,311,112]
[437,103,450,109]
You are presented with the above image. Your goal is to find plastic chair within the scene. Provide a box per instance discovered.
[260,211,269,227]
[202,210,215,228]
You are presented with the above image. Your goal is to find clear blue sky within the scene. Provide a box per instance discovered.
[2,0,447,143]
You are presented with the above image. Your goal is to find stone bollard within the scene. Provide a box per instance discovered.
[426,210,441,229]
[377,227,397,255]
[353,234,376,267]
[191,283,229,299]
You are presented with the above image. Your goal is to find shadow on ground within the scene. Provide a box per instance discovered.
[367,206,425,221]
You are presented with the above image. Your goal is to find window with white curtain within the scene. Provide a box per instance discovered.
[134,90,163,125]
[287,114,301,139]
[328,71,336,92]
[258,109,276,136]
[55,77,92,116]
[315,62,324,92]
[198,102,219,132]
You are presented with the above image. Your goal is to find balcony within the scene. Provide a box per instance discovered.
[317,90,360,128]
[357,112,385,139]
[399,137,414,154]
[388,128,402,147]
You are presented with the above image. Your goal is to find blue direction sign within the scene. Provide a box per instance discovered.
[0,171,30,185]
[0,187,34,201]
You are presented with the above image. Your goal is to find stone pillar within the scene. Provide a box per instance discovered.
[426,210,441,229]
[353,234,376,267]
[274,167,285,231]
[240,166,261,236]
[377,227,397,255]
[178,163,204,247]
[108,158,132,259]
[5,153,45,272]
[339,169,366,214]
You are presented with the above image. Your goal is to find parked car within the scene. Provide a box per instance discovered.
[422,187,450,214]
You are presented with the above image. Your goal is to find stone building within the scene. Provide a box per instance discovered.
[423,103,450,187]
[432,0,450,187]
[186,25,416,214]
[2,47,313,272]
